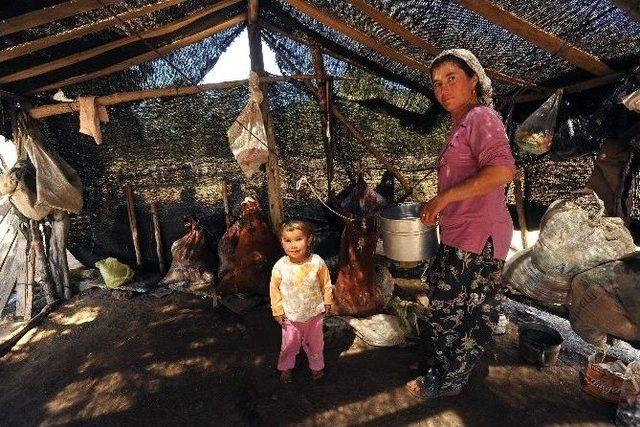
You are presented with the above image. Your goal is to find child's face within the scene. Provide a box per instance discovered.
[280,228,311,262]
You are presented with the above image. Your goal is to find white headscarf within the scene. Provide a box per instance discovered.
[430,49,493,108]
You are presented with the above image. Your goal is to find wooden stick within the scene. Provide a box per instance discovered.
[149,203,166,274]
[513,170,529,249]
[29,13,246,94]
[0,302,59,358]
[221,180,231,229]
[0,0,243,84]
[248,0,283,233]
[27,74,351,119]
[29,220,58,305]
[0,0,120,37]
[309,39,336,199]
[454,0,613,76]
[47,212,72,300]
[125,186,143,267]
[0,0,188,62]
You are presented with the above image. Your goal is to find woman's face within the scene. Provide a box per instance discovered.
[431,61,479,114]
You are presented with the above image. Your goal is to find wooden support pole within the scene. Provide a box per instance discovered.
[248,0,283,232]
[149,203,166,274]
[221,180,231,229]
[125,186,143,267]
[45,212,72,300]
[27,74,352,119]
[513,170,529,249]
[309,38,335,199]
[24,246,34,320]
[29,220,58,305]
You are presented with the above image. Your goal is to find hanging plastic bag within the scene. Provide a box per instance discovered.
[549,100,600,161]
[516,90,563,154]
[227,71,269,179]
[95,257,134,289]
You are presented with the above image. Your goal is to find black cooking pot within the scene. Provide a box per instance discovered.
[518,322,563,367]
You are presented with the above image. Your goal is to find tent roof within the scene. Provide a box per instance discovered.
[1,0,639,102]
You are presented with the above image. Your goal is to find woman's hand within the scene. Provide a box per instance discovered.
[274,315,286,326]
[420,194,450,226]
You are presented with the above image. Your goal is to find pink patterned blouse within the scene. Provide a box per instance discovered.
[437,106,516,260]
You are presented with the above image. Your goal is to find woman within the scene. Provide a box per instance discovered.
[406,49,516,399]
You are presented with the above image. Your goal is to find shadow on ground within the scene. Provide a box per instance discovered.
[0,289,616,426]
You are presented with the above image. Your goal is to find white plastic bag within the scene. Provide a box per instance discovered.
[227,72,269,178]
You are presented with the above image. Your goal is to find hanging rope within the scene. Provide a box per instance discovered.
[296,176,354,221]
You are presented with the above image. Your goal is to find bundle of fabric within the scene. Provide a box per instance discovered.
[332,176,392,317]
[569,252,640,347]
[0,112,83,220]
[503,190,636,304]
[160,216,216,285]
[217,197,280,296]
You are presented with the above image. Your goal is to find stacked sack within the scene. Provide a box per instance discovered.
[569,253,640,347]
[503,190,636,305]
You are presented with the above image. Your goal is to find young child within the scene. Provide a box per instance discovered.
[270,220,333,384]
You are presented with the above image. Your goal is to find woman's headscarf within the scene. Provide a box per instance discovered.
[430,49,493,108]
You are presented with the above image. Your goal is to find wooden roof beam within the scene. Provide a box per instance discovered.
[280,0,430,74]
[0,0,242,84]
[261,21,365,78]
[345,0,537,89]
[0,0,121,36]
[0,0,189,62]
[454,0,614,76]
[28,13,246,94]
[28,74,343,119]
[512,71,626,103]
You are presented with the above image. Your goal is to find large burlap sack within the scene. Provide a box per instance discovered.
[503,190,636,304]
[569,254,640,347]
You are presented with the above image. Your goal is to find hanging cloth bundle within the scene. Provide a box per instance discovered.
[78,96,109,145]
[0,112,83,220]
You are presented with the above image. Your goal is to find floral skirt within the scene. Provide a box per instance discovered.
[417,238,505,394]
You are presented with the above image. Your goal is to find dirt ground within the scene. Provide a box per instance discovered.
[0,287,620,427]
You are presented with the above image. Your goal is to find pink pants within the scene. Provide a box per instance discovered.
[278,314,324,372]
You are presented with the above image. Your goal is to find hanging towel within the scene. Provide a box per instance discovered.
[78,96,109,144]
